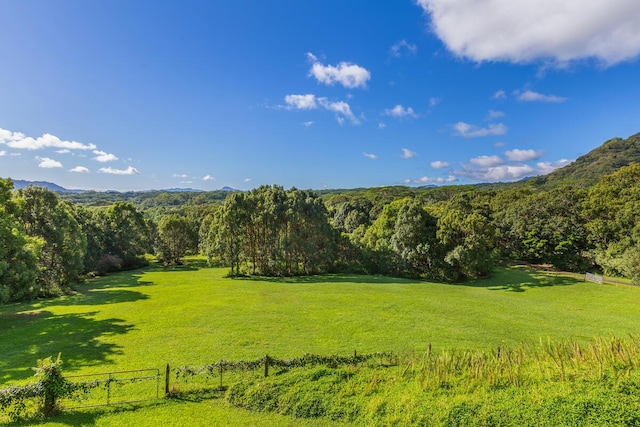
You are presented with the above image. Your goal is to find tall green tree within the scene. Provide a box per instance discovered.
[14,186,86,295]
[101,202,150,269]
[156,214,198,265]
[0,179,40,303]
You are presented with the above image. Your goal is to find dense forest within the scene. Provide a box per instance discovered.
[2,133,640,304]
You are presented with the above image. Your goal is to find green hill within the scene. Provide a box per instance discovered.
[529,132,640,188]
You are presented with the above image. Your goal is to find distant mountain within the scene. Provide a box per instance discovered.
[11,179,85,193]
[164,188,204,193]
[220,186,240,192]
[527,132,640,188]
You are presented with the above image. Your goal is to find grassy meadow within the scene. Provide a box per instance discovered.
[2,260,640,425]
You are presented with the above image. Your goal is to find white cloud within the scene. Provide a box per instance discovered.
[385,105,418,118]
[303,121,314,128]
[284,94,359,124]
[363,152,377,160]
[93,150,118,162]
[37,157,63,168]
[173,173,189,178]
[70,166,90,173]
[493,141,507,148]
[505,149,543,162]
[457,164,535,181]
[1,128,97,150]
[492,89,507,99]
[378,122,387,129]
[0,150,6,156]
[99,166,139,175]
[202,175,216,181]
[429,97,441,107]
[516,90,567,103]
[416,0,640,66]
[470,155,504,168]
[453,121,507,137]
[390,40,418,57]
[284,94,317,110]
[401,148,417,159]
[431,160,450,169]
[56,149,71,154]
[317,98,360,124]
[486,110,505,120]
[244,178,252,182]
[307,52,371,89]
[537,159,573,174]
[404,175,458,185]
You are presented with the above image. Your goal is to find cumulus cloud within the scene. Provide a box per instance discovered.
[470,155,504,168]
[505,149,543,162]
[0,150,6,156]
[307,52,371,89]
[403,175,458,185]
[202,175,216,181]
[457,164,536,181]
[431,160,450,169]
[390,40,418,57]
[284,94,317,110]
[69,166,90,173]
[537,159,573,174]
[453,121,507,137]
[93,150,118,162]
[317,98,359,124]
[37,157,63,168]
[385,105,418,118]
[0,128,97,150]
[416,0,640,66]
[99,166,139,175]
[401,148,417,159]
[516,90,567,103]
[363,152,377,160]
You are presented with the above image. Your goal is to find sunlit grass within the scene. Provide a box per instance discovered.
[2,259,640,424]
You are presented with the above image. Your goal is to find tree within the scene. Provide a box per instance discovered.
[101,202,150,269]
[14,186,86,295]
[0,179,40,303]
[156,214,198,265]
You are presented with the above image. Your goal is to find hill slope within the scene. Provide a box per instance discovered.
[531,132,640,188]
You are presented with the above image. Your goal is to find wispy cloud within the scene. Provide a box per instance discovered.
[37,157,63,168]
[453,121,507,138]
[390,40,417,57]
[486,110,505,120]
[401,148,417,159]
[173,173,189,179]
[492,89,507,100]
[307,52,371,89]
[431,160,450,169]
[0,150,6,157]
[202,175,216,181]
[537,159,573,174]
[284,94,360,124]
[416,0,640,66]
[385,105,418,118]
[99,166,139,175]
[516,90,567,103]
[303,121,314,128]
[363,152,377,160]
[69,166,90,173]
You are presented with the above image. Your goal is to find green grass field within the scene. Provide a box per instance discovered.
[2,261,640,425]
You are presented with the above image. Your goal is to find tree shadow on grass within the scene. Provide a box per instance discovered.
[465,266,581,292]
[0,310,134,384]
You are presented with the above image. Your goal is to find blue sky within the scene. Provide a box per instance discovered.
[1,0,639,191]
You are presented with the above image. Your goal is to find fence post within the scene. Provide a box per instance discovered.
[219,362,223,388]
[107,373,112,405]
[165,364,170,396]
[264,355,269,378]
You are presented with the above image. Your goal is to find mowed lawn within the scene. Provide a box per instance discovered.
[2,261,640,387]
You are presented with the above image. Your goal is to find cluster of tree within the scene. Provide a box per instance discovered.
[0,180,154,303]
[200,186,339,276]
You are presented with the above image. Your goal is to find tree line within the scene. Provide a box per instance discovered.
[1,163,639,303]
